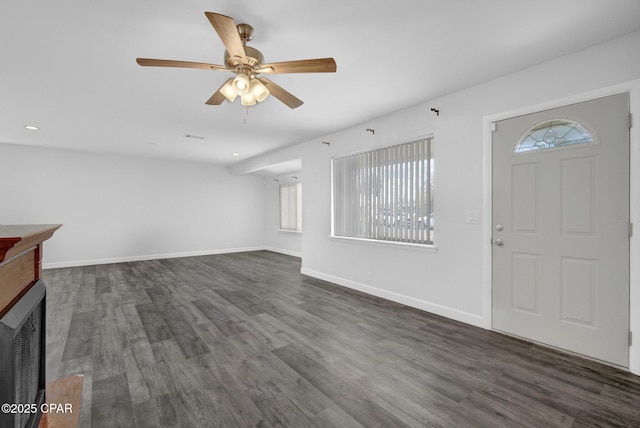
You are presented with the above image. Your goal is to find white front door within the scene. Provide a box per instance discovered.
[492,93,630,367]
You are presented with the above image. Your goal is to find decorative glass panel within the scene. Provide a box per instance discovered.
[514,119,594,153]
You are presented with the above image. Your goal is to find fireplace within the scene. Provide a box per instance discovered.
[0,225,61,428]
[0,280,46,428]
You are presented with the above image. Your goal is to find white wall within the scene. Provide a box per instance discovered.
[263,172,303,257]
[232,31,640,373]
[0,144,266,266]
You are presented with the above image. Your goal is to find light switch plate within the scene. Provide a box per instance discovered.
[466,210,480,224]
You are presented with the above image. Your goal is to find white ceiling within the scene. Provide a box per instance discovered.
[2,1,640,168]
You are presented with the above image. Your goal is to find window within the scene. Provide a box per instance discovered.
[515,119,594,153]
[279,183,302,231]
[332,137,434,245]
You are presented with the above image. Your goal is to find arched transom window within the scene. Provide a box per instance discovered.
[514,119,594,153]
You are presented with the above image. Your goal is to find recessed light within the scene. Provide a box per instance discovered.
[25,125,39,130]
[232,153,240,157]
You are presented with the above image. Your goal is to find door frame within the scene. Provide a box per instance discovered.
[482,80,640,375]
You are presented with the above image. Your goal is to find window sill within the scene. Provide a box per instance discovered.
[329,235,438,253]
[278,229,302,234]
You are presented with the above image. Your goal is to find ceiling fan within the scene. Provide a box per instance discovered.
[136,12,337,109]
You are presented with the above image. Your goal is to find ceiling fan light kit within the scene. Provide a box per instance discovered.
[136,12,336,111]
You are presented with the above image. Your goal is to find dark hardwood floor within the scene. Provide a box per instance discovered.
[43,251,640,427]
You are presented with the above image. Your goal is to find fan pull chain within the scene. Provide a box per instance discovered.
[243,106,249,124]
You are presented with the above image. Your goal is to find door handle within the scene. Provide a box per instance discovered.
[494,238,504,247]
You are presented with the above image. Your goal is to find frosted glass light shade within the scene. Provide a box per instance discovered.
[241,92,256,106]
[220,79,237,102]
[250,79,270,103]
[233,74,250,95]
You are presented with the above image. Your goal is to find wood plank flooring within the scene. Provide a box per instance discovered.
[43,251,640,427]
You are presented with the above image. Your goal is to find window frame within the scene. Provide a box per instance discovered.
[279,182,302,232]
[331,135,434,247]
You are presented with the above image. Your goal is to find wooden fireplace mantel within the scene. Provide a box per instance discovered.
[0,224,61,318]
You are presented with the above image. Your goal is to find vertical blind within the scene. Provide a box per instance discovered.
[280,183,302,231]
[332,137,433,244]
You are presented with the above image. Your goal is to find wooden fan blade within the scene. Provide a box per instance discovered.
[258,78,303,109]
[206,78,234,105]
[258,58,336,74]
[136,58,227,71]
[205,91,225,105]
[204,12,245,60]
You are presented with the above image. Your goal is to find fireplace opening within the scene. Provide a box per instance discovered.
[0,280,46,428]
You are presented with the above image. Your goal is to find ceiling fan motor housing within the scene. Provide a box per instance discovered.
[223,23,263,70]
[224,45,264,70]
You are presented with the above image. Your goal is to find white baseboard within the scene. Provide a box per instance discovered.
[262,247,302,258]
[300,267,486,329]
[43,246,266,269]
